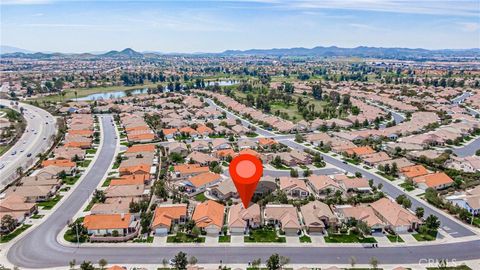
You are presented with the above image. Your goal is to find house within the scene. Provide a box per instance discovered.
[162,128,178,139]
[279,177,309,198]
[90,198,138,215]
[186,151,219,166]
[184,172,222,193]
[83,213,137,236]
[412,172,454,190]
[104,184,146,198]
[192,200,225,235]
[172,164,210,179]
[0,194,37,223]
[190,140,210,152]
[5,185,54,202]
[228,203,261,234]
[264,204,300,235]
[446,186,480,215]
[211,138,231,150]
[300,201,337,234]
[344,146,376,157]
[207,179,238,201]
[258,138,278,149]
[213,149,236,160]
[41,159,77,174]
[237,139,256,149]
[151,204,188,236]
[370,198,421,233]
[333,175,371,193]
[336,206,385,232]
[307,175,343,196]
[445,156,480,173]
[166,142,188,155]
[401,165,429,179]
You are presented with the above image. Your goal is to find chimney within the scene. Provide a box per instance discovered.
[121,213,125,220]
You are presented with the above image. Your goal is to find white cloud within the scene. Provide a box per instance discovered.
[246,0,479,17]
[457,22,480,32]
[1,0,52,5]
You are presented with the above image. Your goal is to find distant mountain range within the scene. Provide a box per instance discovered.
[1,45,479,59]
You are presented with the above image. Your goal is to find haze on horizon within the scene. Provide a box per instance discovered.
[1,0,479,53]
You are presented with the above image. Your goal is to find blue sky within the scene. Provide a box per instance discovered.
[1,0,479,53]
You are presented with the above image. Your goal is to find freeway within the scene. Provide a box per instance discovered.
[0,99,56,190]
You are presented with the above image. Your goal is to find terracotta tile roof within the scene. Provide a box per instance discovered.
[345,146,376,156]
[152,204,187,228]
[83,214,131,230]
[258,138,278,146]
[174,164,210,174]
[413,172,454,188]
[401,165,429,178]
[119,164,150,175]
[126,144,156,153]
[42,159,76,168]
[370,198,420,227]
[68,129,93,136]
[196,125,213,134]
[192,200,225,228]
[188,172,222,188]
[110,173,149,186]
[162,128,178,136]
[214,149,236,158]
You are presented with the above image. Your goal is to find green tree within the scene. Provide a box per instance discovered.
[98,258,107,269]
[69,259,76,270]
[266,253,280,270]
[415,207,425,219]
[425,215,440,231]
[79,261,94,270]
[173,251,188,270]
[370,257,379,269]
[188,256,198,266]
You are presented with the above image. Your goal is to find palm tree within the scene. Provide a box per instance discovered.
[16,166,23,177]
[349,256,357,268]
[370,257,379,269]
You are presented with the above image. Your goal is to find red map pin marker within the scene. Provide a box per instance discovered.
[229,154,263,208]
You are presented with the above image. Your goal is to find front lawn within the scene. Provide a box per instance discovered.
[166,232,205,243]
[343,158,361,165]
[413,232,436,241]
[63,175,80,185]
[0,224,32,243]
[64,228,88,243]
[324,233,377,243]
[386,234,404,243]
[30,214,44,219]
[399,182,415,191]
[219,235,231,243]
[102,177,113,187]
[79,159,92,168]
[244,228,286,243]
[271,163,291,170]
[37,195,63,210]
[86,149,97,155]
[194,192,207,202]
[299,235,311,243]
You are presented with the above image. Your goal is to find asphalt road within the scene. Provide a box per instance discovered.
[279,139,476,238]
[6,105,479,268]
[0,99,56,190]
[453,136,480,157]
[207,98,476,238]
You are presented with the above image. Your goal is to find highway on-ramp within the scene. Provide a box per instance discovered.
[0,99,56,190]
